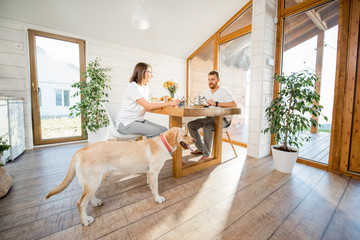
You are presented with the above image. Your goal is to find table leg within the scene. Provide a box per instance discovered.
[213,116,223,164]
[169,116,182,178]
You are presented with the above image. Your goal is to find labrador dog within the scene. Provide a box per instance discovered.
[46,127,195,226]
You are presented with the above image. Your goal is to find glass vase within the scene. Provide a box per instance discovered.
[169,91,175,98]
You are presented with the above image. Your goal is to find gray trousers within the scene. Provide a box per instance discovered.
[117,119,167,139]
[187,117,230,156]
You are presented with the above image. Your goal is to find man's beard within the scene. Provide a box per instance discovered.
[209,84,217,89]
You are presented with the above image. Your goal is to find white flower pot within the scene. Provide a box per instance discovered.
[271,145,299,173]
[87,126,109,144]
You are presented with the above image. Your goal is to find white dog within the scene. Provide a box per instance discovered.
[46,127,195,226]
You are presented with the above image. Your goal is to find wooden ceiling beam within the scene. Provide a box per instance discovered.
[319,1,339,19]
[307,9,328,30]
[284,26,319,51]
[294,0,328,30]
[285,19,315,43]
[284,13,310,31]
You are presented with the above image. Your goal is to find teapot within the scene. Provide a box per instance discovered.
[190,94,208,106]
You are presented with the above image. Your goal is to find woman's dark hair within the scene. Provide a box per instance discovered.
[129,62,151,84]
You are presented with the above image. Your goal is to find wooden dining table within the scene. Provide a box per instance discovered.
[152,106,241,178]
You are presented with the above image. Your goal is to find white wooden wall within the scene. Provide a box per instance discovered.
[0,17,186,149]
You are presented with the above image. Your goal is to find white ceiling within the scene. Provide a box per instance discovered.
[0,0,248,58]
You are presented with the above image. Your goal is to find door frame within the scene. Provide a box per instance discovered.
[28,29,86,145]
[339,0,360,174]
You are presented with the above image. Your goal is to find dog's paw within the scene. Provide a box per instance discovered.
[92,199,103,207]
[155,196,166,203]
[82,216,94,226]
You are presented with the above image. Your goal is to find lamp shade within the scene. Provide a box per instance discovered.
[131,4,149,30]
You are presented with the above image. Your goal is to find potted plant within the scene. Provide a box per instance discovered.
[0,137,12,198]
[262,71,327,173]
[70,58,112,143]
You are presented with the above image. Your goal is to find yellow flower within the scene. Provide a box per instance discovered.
[163,80,179,93]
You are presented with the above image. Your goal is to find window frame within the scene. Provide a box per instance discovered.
[186,0,253,101]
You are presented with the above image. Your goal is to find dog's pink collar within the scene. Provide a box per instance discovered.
[160,134,172,154]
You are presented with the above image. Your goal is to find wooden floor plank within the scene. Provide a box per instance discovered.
[321,177,360,240]
[153,164,313,240]
[319,152,330,165]
[269,173,350,240]
[210,166,327,240]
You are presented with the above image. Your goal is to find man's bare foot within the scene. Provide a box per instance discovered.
[199,155,210,161]
[190,149,203,155]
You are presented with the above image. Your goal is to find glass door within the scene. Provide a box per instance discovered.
[28,30,85,145]
[281,0,339,165]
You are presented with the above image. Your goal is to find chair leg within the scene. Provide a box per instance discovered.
[225,131,237,158]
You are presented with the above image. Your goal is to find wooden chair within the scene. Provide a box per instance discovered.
[193,122,238,159]
[223,126,237,158]
[210,125,237,158]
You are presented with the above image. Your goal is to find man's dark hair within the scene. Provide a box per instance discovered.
[208,70,219,79]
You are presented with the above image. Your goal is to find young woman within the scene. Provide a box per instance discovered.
[115,62,180,138]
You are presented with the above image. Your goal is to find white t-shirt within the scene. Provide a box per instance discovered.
[115,82,149,127]
[203,86,235,121]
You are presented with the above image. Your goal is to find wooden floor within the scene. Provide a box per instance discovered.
[224,123,248,143]
[0,141,359,240]
[298,132,331,164]
[227,124,331,164]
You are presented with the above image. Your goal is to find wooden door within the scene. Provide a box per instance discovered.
[28,30,86,145]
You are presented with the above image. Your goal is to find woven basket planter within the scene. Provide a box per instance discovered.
[0,157,13,198]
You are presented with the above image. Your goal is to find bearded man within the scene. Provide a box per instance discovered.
[187,70,237,160]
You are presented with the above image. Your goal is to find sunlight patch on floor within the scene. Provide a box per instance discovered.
[152,147,247,239]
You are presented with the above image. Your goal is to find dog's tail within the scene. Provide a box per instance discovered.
[46,150,80,199]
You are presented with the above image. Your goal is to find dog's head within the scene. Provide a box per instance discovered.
[163,127,195,150]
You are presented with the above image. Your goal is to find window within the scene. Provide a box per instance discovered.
[55,89,70,107]
[55,90,62,106]
[220,6,252,38]
[187,1,252,145]
[219,34,252,126]
[188,39,214,100]
[64,90,70,106]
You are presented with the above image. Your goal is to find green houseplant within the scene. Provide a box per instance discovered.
[0,137,11,166]
[263,71,327,173]
[70,58,112,142]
